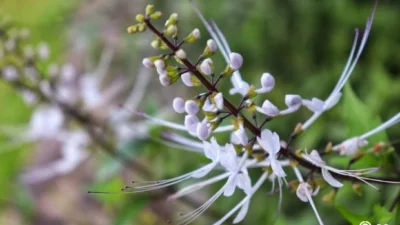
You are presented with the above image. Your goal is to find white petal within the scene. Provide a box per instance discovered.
[142,58,154,68]
[285,94,302,108]
[214,92,224,110]
[159,75,170,86]
[191,162,217,178]
[256,73,275,93]
[234,128,248,146]
[202,98,217,112]
[296,183,311,202]
[236,173,252,194]
[321,168,343,188]
[181,72,194,87]
[220,144,238,172]
[303,98,325,113]
[184,115,199,136]
[324,92,342,110]
[233,200,249,224]
[200,58,214,75]
[270,157,287,177]
[223,175,238,196]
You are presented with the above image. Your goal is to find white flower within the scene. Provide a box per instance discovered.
[229,52,243,70]
[280,94,302,115]
[207,39,217,53]
[257,129,286,177]
[232,126,248,146]
[302,97,325,113]
[229,79,250,96]
[61,63,76,81]
[256,99,280,117]
[184,115,199,136]
[21,90,37,105]
[142,58,154,68]
[200,58,214,75]
[175,49,187,59]
[172,97,185,113]
[302,150,343,187]
[202,98,217,112]
[256,73,275,94]
[80,76,103,109]
[196,121,211,141]
[29,105,64,139]
[185,100,199,115]
[296,182,324,225]
[181,72,194,87]
[333,137,368,156]
[37,42,50,60]
[159,75,170,86]
[214,92,224,110]
[2,66,18,81]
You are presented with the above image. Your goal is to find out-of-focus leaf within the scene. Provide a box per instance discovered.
[335,205,371,225]
[342,84,388,143]
[372,204,393,224]
[114,197,148,225]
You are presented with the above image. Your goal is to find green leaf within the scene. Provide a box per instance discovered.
[336,205,372,225]
[342,84,388,144]
[372,204,393,224]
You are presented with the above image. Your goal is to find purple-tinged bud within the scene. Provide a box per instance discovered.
[172,97,185,113]
[207,39,217,53]
[200,58,214,75]
[256,73,275,93]
[181,72,193,87]
[256,100,280,117]
[229,52,243,70]
[184,115,199,136]
[196,121,211,141]
[175,49,187,59]
[285,94,302,110]
[185,100,199,115]
[2,66,18,81]
[142,58,154,68]
[159,75,170,86]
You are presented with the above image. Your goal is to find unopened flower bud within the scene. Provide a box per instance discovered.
[207,39,217,52]
[185,100,199,115]
[185,115,199,136]
[256,73,275,93]
[173,97,185,113]
[166,13,178,26]
[37,42,50,60]
[256,100,280,117]
[154,59,165,71]
[136,14,145,23]
[302,98,325,113]
[151,39,161,49]
[142,58,154,68]
[127,25,138,34]
[196,121,211,141]
[285,94,302,109]
[159,75,170,86]
[200,58,214,75]
[2,66,18,81]
[145,4,155,16]
[229,52,243,70]
[213,92,224,110]
[165,24,178,36]
[175,49,186,59]
[181,72,193,87]
[150,11,163,20]
[184,28,201,43]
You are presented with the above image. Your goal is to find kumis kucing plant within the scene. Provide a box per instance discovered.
[88,1,400,224]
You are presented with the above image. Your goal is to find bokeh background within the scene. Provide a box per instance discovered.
[0,0,399,224]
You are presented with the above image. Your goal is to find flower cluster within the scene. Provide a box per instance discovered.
[120,1,400,224]
[0,21,154,183]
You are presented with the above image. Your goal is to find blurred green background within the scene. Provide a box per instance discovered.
[0,0,399,224]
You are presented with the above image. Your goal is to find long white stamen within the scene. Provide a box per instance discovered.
[135,111,233,133]
[96,46,114,83]
[168,172,230,201]
[213,172,268,225]
[124,66,152,111]
[162,132,204,150]
[360,113,400,139]
[306,190,324,225]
